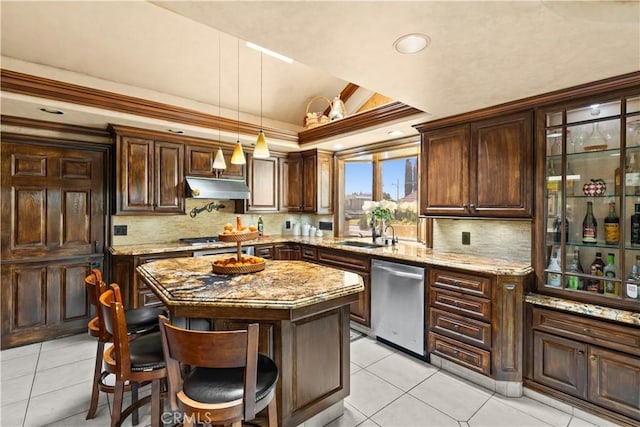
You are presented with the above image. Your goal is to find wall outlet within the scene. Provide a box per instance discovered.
[462,231,471,245]
[285,220,291,229]
[114,225,127,236]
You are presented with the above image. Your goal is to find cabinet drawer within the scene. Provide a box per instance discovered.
[138,290,163,308]
[317,249,369,273]
[301,246,318,262]
[255,245,274,259]
[429,288,490,322]
[532,307,640,357]
[430,268,491,298]
[428,333,490,376]
[429,308,491,350]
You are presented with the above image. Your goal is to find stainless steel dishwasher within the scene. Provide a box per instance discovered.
[371,259,426,358]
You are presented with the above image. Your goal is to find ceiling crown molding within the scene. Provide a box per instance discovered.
[0,69,299,143]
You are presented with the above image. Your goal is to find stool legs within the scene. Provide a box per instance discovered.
[87,339,105,419]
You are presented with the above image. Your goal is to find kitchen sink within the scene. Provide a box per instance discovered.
[335,241,383,249]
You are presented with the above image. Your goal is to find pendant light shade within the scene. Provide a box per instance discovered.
[253,130,270,158]
[212,147,227,169]
[231,141,246,164]
[252,51,270,158]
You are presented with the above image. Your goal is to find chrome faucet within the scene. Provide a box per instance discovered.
[385,225,398,245]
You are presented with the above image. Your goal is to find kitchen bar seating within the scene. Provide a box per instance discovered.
[99,284,166,427]
[159,316,279,427]
[84,269,165,421]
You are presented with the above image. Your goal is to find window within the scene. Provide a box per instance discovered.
[341,144,419,240]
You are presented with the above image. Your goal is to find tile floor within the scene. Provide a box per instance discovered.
[0,331,621,427]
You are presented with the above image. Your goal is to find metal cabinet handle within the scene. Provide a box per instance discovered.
[590,355,597,361]
[453,324,460,330]
[470,204,476,210]
[577,350,585,355]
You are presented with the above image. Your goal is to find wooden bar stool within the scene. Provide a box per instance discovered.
[99,283,166,427]
[158,315,279,427]
[85,269,164,421]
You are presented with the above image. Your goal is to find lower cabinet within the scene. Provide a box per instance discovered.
[274,243,301,260]
[529,306,640,423]
[427,267,527,381]
[254,244,275,259]
[111,251,192,308]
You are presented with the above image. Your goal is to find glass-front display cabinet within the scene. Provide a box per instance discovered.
[541,92,640,310]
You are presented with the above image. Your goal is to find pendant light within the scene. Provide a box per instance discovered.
[231,38,246,165]
[253,51,270,158]
[212,32,227,171]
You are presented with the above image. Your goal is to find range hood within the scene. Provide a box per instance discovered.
[185,177,250,200]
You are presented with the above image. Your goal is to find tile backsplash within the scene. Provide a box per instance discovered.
[432,218,532,263]
[111,199,332,246]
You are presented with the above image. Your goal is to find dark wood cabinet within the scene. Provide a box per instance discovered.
[254,244,275,259]
[245,155,279,212]
[282,154,303,212]
[529,306,640,423]
[286,150,333,214]
[274,243,301,260]
[185,144,245,180]
[114,127,184,214]
[419,111,532,218]
[317,248,370,326]
[111,251,192,309]
[428,267,526,381]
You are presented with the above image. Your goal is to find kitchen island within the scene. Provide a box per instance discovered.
[137,256,364,427]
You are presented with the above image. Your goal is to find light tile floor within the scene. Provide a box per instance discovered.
[0,332,622,427]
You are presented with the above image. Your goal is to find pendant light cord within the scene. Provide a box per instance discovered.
[237,38,240,141]
[260,52,263,132]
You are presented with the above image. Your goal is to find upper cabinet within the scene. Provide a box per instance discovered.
[114,130,184,215]
[536,90,640,311]
[185,144,245,180]
[235,154,281,213]
[419,111,533,218]
[286,149,333,214]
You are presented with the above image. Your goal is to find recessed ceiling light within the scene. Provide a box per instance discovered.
[40,107,64,115]
[333,143,344,150]
[393,33,430,54]
[167,129,184,134]
[388,130,404,137]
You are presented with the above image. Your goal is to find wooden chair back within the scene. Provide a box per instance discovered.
[99,284,132,379]
[159,316,259,421]
[85,269,109,341]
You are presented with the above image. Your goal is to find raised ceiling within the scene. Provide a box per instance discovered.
[1,1,638,151]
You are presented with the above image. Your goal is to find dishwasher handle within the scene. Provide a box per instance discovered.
[374,265,424,280]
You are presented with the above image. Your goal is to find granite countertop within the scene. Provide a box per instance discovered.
[113,236,533,276]
[137,256,364,310]
[526,293,640,326]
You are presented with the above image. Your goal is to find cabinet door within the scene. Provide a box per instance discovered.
[317,153,333,214]
[421,125,469,215]
[154,141,184,213]
[120,136,154,212]
[350,273,370,326]
[274,244,301,260]
[532,331,588,399]
[283,155,302,211]
[302,154,317,212]
[470,112,532,217]
[185,145,215,177]
[248,156,278,211]
[588,346,640,420]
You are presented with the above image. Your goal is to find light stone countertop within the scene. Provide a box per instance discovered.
[137,256,364,310]
[112,236,533,276]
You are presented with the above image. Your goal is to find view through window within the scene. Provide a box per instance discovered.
[343,148,418,240]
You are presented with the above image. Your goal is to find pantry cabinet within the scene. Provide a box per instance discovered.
[113,126,184,214]
[418,111,532,218]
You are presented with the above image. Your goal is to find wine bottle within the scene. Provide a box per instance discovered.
[588,252,605,293]
[257,216,264,236]
[626,153,640,195]
[625,255,640,300]
[566,251,583,290]
[603,253,619,296]
[631,204,640,247]
[604,201,620,245]
[547,248,561,287]
[582,201,597,244]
